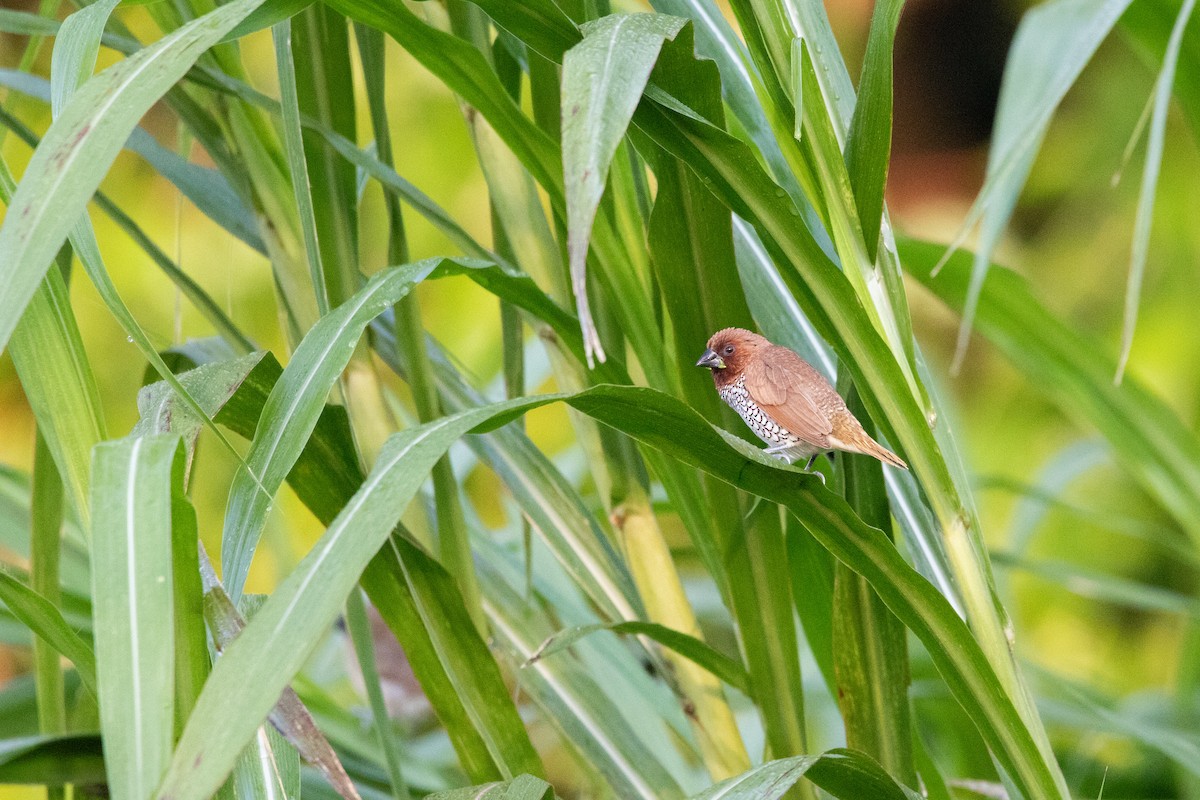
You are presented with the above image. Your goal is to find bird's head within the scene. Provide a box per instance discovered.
[696,328,769,381]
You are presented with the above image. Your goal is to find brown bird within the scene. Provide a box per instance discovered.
[696,328,907,473]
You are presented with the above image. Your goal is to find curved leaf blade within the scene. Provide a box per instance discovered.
[690,750,918,800]
[220,259,437,602]
[528,621,750,695]
[561,12,685,365]
[0,0,268,357]
[0,568,96,696]
[1116,0,1197,381]
[843,0,903,261]
[943,0,1132,369]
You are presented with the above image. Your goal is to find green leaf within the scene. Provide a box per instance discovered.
[0,0,269,356]
[230,724,301,800]
[689,750,918,800]
[137,353,359,799]
[1120,1,1200,143]
[359,539,529,785]
[197,549,361,800]
[0,567,96,696]
[43,0,258,529]
[1,156,106,532]
[274,15,331,315]
[221,0,314,43]
[4,261,107,530]
[367,537,546,781]
[785,518,835,693]
[322,0,559,194]
[1115,0,1197,381]
[0,69,265,254]
[126,129,266,253]
[415,333,642,623]
[48,0,119,116]
[646,24,756,401]
[942,0,1132,370]
[648,0,816,231]
[221,259,437,602]
[425,774,553,800]
[31,431,67,736]
[345,588,410,800]
[561,12,685,364]
[163,352,552,790]
[0,734,106,786]
[835,403,915,785]
[0,8,59,36]
[134,352,269,445]
[291,4,359,308]
[843,0,903,261]
[162,392,553,798]
[528,621,750,695]
[90,435,184,800]
[465,0,579,61]
[169,484,206,742]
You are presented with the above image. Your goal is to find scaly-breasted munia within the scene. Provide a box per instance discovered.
[696,328,907,472]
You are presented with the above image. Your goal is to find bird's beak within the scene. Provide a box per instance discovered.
[696,348,725,369]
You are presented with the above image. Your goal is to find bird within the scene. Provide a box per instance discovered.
[696,328,907,473]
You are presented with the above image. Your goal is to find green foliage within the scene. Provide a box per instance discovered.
[0,0,1197,798]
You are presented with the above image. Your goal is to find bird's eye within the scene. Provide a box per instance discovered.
[723,345,735,355]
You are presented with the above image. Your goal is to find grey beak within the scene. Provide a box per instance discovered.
[696,348,726,369]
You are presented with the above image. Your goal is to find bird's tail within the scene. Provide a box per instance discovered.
[861,438,908,470]
[832,429,909,470]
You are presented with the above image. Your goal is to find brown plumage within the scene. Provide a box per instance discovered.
[696,328,907,471]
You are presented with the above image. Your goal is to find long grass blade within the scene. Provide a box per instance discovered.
[843,0,903,262]
[273,16,330,315]
[0,0,268,355]
[425,775,552,800]
[345,589,410,800]
[942,0,1133,371]
[30,432,66,738]
[0,568,96,696]
[528,621,750,694]
[221,260,437,602]
[90,435,183,800]
[690,750,919,800]
[1115,0,1196,382]
[0,161,106,529]
[478,557,688,800]
[290,4,359,308]
[561,13,684,365]
[836,406,915,785]
[195,547,361,800]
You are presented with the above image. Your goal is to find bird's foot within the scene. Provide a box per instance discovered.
[801,453,825,485]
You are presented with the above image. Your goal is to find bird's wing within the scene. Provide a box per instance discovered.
[744,346,833,445]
